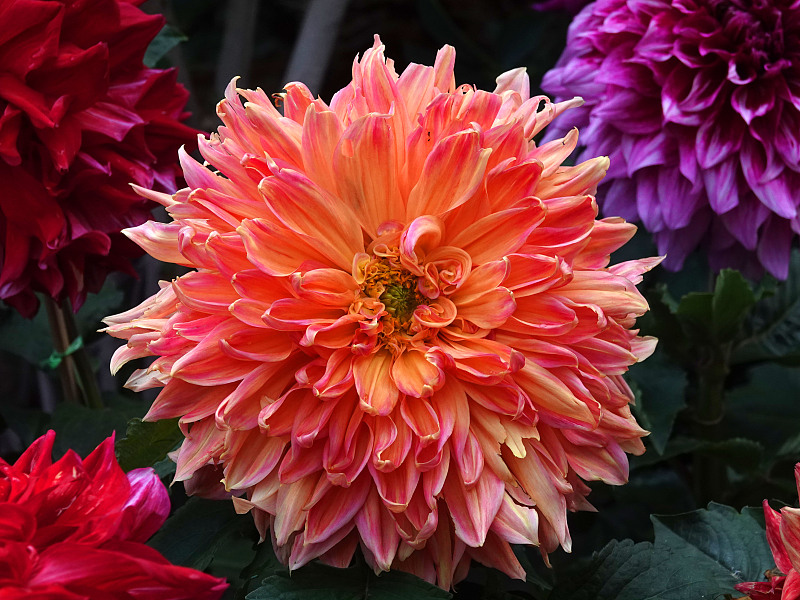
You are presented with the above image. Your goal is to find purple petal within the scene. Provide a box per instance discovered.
[115,467,171,543]
[720,198,770,249]
[731,85,775,125]
[741,137,783,187]
[634,169,664,232]
[757,217,793,279]
[654,211,710,270]
[750,175,796,219]
[703,157,740,214]
[622,132,668,175]
[775,109,800,167]
[600,178,639,221]
[696,112,744,169]
[658,166,702,229]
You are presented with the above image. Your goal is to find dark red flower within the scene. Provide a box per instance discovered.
[0,0,197,318]
[0,431,228,599]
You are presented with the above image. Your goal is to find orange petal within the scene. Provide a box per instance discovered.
[355,486,401,571]
[406,129,490,218]
[354,351,400,416]
[334,113,405,236]
[442,466,504,548]
[391,349,444,399]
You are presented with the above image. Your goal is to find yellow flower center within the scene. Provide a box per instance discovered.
[361,257,425,334]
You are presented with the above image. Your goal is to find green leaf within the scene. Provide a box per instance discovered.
[0,302,54,365]
[115,417,182,472]
[49,395,145,458]
[633,436,763,473]
[148,497,247,571]
[673,270,755,346]
[735,250,800,364]
[711,270,756,342]
[723,363,800,457]
[246,564,451,600]
[551,504,772,600]
[654,503,772,583]
[675,292,714,342]
[628,352,687,455]
[144,25,187,67]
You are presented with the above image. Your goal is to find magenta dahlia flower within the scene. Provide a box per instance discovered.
[104,36,659,587]
[0,431,228,599]
[0,0,196,318]
[542,0,800,278]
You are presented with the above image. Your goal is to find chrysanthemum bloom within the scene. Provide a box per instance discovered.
[0,0,196,318]
[735,463,800,600]
[0,431,228,599]
[104,36,658,587]
[542,0,800,278]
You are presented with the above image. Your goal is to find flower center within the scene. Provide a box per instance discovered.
[715,1,787,72]
[361,256,425,332]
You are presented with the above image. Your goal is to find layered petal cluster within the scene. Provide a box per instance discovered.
[105,37,658,587]
[542,0,800,278]
[736,464,800,600]
[0,0,196,317]
[0,431,227,599]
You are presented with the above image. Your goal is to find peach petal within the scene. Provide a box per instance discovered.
[334,113,405,236]
[442,466,504,548]
[222,428,286,490]
[406,129,491,219]
[304,473,371,545]
[239,218,333,276]
[273,473,318,546]
[400,397,440,445]
[370,455,421,513]
[174,418,225,482]
[124,221,191,266]
[354,351,400,416]
[391,349,444,398]
[291,268,359,307]
[259,169,364,270]
[301,107,342,195]
[355,487,401,571]
[449,201,546,264]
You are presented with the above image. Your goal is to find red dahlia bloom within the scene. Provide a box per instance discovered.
[735,463,800,600]
[0,0,196,317]
[0,431,227,599]
[105,37,658,587]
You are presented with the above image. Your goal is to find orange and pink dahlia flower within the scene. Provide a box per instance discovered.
[735,463,800,600]
[0,431,228,599]
[104,36,659,587]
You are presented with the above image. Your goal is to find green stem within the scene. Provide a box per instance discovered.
[44,296,81,405]
[692,344,730,504]
[61,300,104,410]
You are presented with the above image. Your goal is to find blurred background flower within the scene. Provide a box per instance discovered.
[542,0,800,279]
[0,0,196,318]
[104,36,658,587]
[0,430,227,599]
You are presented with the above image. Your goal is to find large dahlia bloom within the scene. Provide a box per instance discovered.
[542,0,800,278]
[104,37,658,587]
[0,431,227,599]
[735,464,800,600]
[0,0,196,317]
